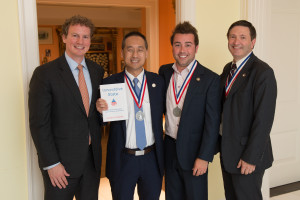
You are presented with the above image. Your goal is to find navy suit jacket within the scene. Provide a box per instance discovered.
[220,54,277,174]
[104,70,165,181]
[159,61,221,170]
[29,55,104,177]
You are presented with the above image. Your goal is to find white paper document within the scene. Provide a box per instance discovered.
[100,83,128,122]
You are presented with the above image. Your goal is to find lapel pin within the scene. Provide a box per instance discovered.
[196,77,200,82]
[152,83,156,88]
[242,73,246,77]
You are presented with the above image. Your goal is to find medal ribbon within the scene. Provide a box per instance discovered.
[172,60,197,105]
[225,52,252,97]
[125,73,147,109]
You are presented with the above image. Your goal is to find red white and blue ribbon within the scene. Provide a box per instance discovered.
[125,73,147,109]
[225,53,252,97]
[172,60,197,105]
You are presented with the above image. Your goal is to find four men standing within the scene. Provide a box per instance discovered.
[29,14,277,200]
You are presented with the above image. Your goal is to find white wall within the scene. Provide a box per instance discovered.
[0,0,28,199]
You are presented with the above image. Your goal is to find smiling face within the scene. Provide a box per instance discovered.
[172,33,198,71]
[62,24,91,63]
[121,35,148,76]
[228,25,256,62]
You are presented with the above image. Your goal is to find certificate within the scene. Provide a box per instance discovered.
[100,83,128,122]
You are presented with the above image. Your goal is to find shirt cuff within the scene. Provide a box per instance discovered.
[43,162,60,170]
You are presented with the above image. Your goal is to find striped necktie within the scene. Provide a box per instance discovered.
[78,64,89,116]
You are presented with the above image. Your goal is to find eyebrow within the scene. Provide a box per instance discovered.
[174,41,193,44]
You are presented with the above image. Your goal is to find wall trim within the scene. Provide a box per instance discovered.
[18,0,41,199]
[241,0,271,199]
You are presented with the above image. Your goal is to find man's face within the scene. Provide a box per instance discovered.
[172,33,198,70]
[228,26,256,62]
[121,35,148,74]
[62,24,91,63]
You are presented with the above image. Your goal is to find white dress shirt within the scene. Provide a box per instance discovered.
[124,69,155,149]
[165,59,196,139]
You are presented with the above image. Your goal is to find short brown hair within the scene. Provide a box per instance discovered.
[170,21,199,46]
[227,20,256,40]
[61,15,95,37]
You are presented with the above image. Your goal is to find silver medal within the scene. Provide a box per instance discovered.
[136,110,144,121]
[173,106,182,117]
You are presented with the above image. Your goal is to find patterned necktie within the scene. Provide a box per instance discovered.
[133,78,146,150]
[78,65,89,116]
[228,63,237,82]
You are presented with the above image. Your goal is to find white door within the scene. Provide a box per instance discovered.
[267,0,300,187]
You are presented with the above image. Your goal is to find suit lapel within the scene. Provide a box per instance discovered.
[145,71,157,123]
[86,60,98,117]
[58,56,86,115]
[181,62,203,115]
[164,66,174,89]
[226,54,255,99]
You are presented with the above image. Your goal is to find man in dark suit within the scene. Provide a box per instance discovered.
[97,31,165,200]
[29,15,104,200]
[159,21,221,200]
[220,20,277,200]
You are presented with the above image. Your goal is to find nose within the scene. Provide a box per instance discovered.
[132,49,138,57]
[179,45,186,53]
[232,38,239,45]
[77,36,83,44]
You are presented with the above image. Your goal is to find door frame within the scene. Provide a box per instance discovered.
[18,0,159,199]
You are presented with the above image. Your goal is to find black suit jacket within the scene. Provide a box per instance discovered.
[104,71,165,181]
[29,55,104,177]
[220,54,277,174]
[159,61,221,170]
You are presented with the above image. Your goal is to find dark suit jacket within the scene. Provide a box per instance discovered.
[104,71,165,181]
[159,61,221,170]
[29,55,104,178]
[220,53,277,174]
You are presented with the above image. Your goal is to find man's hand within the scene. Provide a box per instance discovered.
[237,159,256,175]
[96,98,108,114]
[192,158,208,176]
[47,164,70,189]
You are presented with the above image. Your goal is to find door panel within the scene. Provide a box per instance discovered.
[269,0,300,187]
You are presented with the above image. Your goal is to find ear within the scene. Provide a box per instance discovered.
[251,38,256,49]
[62,34,67,44]
[121,49,124,59]
[195,45,199,54]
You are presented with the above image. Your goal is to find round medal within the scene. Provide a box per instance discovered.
[173,107,182,117]
[136,110,144,121]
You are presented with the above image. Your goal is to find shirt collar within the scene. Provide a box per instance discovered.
[172,59,196,74]
[233,51,253,67]
[65,52,87,71]
[125,69,145,83]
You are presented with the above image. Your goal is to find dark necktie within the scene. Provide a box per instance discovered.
[228,63,237,82]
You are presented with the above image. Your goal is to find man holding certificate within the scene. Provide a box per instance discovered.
[159,21,221,200]
[97,32,165,200]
